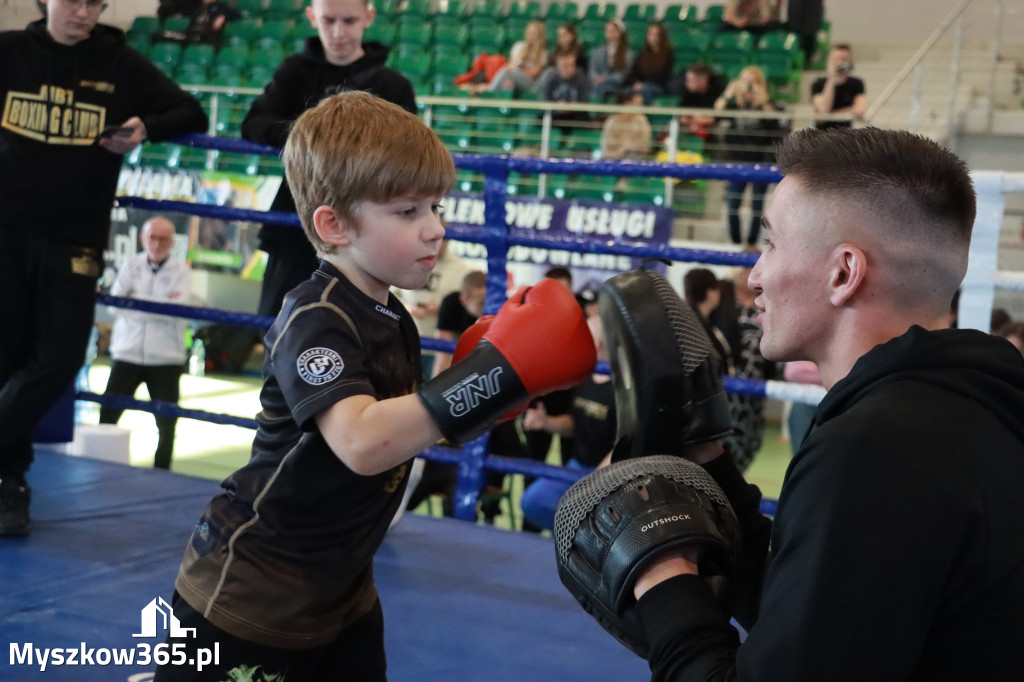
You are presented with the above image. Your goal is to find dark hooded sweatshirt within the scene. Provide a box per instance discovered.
[638,326,1024,681]
[241,39,416,260]
[0,20,208,247]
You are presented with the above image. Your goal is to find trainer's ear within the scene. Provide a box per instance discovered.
[312,205,353,248]
[828,243,867,307]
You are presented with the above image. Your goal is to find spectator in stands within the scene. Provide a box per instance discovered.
[714,65,785,245]
[241,0,416,318]
[600,91,652,159]
[588,19,634,103]
[535,48,591,135]
[100,217,191,471]
[431,270,487,377]
[489,20,548,96]
[625,22,674,105]
[785,0,825,66]
[519,312,616,531]
[553,22,587,71]
[0,0,206,536]
[710,261,775,471]
[722,0,781,34]
[183,0,241,46]
[811,43,867,128]
[158,0,202,21]
[674,62,726,139]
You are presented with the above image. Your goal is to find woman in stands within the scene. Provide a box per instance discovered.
[489,19,548,96]
[587,19,634,103]
[625,22,674,104]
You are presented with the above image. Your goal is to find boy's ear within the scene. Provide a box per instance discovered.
[312,206,353,248]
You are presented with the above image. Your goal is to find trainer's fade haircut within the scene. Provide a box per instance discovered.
[775,127,976,247]
[283,90,456,255]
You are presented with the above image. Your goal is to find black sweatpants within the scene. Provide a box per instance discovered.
[0,229,101,478]
[153,592,387,682]
[100,361,182,469]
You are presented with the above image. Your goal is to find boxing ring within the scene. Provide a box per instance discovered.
[7,135,1023,681]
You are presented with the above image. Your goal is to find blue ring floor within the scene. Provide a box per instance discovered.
[2,449,649,681]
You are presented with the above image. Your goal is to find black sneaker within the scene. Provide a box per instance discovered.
[0,475,31,536]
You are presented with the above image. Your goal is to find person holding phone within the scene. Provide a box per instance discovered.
[811,43,867,129]
[0,0,207,536]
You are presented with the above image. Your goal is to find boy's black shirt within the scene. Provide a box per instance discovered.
[175,262,422,649]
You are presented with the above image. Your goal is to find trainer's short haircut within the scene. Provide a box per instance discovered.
[283,90,456,255]
[775,127,976,247]
[461,270,487,293]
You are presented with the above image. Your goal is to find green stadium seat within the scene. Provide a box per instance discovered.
[130,15,162,35]
[618,176,666,206]
[127,31,152,53]
[180,43,216,68]
[209,67,246,88]
[178,146,213,170]
[622,3,658,23]
[583,3,617,22]
[467,27,507,55]
[702,4,726,29]
[572,174,617,202]
[162,16,191,33]
[393,52,433,79]
[396,20,433,46]
[662,4,697,25]
[149,41,182,68]
[264,0,303,20]
[710,29,753,67]
[293,19,318,39]
[545,1,578,22]
[432,52,469,78]
[507,0,540,20]
[576,23,605,51]
[234,0,265,18]
[373,0,401,16]
[258,155,286,176]
[223,18,260,45]
[757,31,803,101]
[670,27,711,67]
[249,46,286,70]
[364,22,397,44]
[434,0,465,16]
[260,18,295,41]
[402,0,434,17]
[175,65,208,86]
[545,174,570,199]
[246,65,278,87]
[217,152,261,175]
[140,143,181,168]
[432,41,468,60]
[470,0,504,19]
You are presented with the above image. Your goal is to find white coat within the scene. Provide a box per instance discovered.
[107,252,191,366]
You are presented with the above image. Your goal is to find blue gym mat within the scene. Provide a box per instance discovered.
[1,450,649,681]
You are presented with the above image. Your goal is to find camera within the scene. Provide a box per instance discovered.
[836,61,854,75]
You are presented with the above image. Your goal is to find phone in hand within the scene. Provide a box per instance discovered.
[95,125,134,143]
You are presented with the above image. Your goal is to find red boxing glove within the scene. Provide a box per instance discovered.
[485,280,596,396]
[418,279,596,443]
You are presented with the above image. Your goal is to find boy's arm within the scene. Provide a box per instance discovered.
[316,280,597,476]
[315,394,441,476]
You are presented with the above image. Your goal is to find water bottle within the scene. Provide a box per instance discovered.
[189,338,206,377]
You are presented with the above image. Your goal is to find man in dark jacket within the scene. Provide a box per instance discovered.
[630,128,1024,679]
[242,0,416,317]
[0,0,208,536]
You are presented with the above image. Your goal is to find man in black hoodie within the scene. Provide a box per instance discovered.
[0,0,207,535]
[242,0,416,317]
[610,128,1024,679]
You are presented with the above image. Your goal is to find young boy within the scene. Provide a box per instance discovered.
[155,91,596,681]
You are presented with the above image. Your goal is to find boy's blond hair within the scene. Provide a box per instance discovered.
[283,91,456,255]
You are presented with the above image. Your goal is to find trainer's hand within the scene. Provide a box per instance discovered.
[98,117,146,155]
[633,549,702,600]
[418,279,596,443]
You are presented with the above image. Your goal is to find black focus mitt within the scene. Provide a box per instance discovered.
[554,455,741,657]
[598,268,733,462]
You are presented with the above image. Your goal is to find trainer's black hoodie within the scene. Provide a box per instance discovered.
[241,38,416,259]
[638,326,1024,681]
[0,20,207,247]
